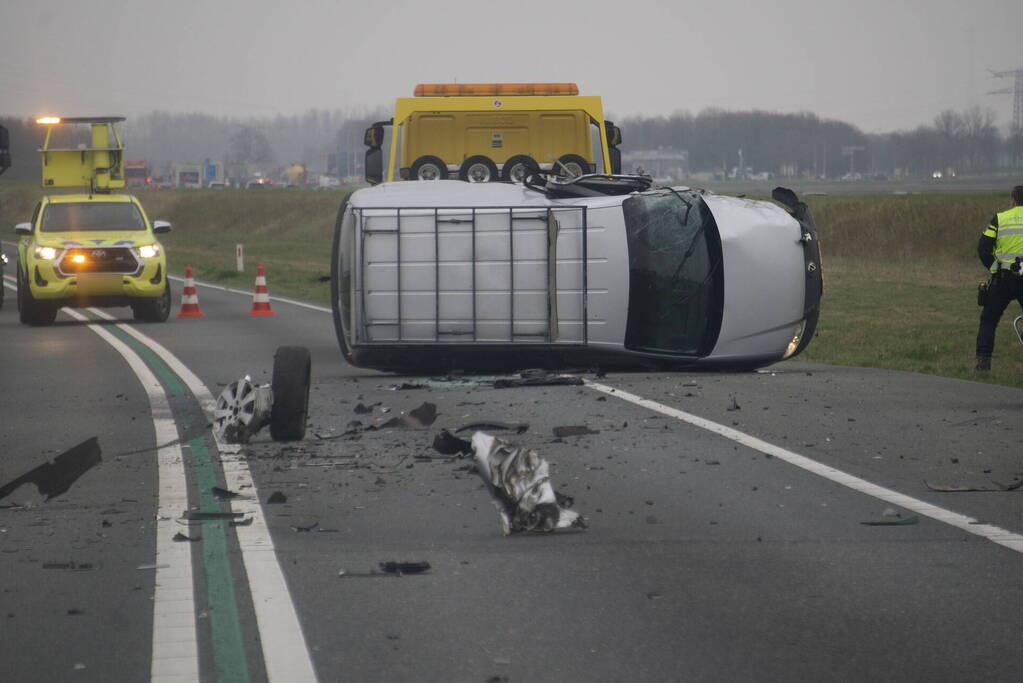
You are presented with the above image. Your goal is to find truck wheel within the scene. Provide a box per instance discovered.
[270,345,311,442]
[17,269,57,326]
[459,156,498,183]
[501,155,539,183]
[555,154,591,178]
[131,284,171,323]
[410,156,448,181]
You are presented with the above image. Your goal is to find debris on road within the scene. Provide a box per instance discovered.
[354,402,380,414]
[136,563,170,570]
[727,395,741,411]
[552,425,599,437]
[925,478,1023,492]
[267,491,288,504]
[454,421,529,435]
[379,561,431,575]
[290,521,319,532]
[172,531,201,542]
[230,516,254,527]
[375,402,437,430]
[211,486,243,500]
[212,346,312,443]
[386,382,429,391]
[42,561,94,571]
[472,431,585,535]
[181,510,246,521]
[493,369,584,388]
[0,437,102,503]
[432,430,473,456]
[861,508,919,526]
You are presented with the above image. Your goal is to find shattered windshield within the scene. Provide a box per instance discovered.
[41,202,146,232]
[622,191,722,356]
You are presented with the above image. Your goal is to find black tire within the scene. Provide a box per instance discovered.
[554,154,591,178]
[131,283,171,322]
[409,155,448,181]
[17,268,57,326]
[500,155,540,183]
[459,155,498,183]
[330,193,357,366]
[270,345,311,442]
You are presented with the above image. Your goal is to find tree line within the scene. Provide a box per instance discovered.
[2,105,1020,184]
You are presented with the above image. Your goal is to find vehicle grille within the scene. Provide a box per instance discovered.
[58,247,140,275]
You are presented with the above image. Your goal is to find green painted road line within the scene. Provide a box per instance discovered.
[95,314,252,683]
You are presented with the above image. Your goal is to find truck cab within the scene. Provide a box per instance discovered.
[364,83,623,185]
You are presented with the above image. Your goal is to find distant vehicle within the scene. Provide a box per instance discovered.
[330,175,822,372]
[124,159,150,187]
[363,82,622,185]
[318,174,342,189]
[173,163,202,188]
[14,117,172,325]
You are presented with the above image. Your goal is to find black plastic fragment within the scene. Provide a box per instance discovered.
[378,561,431,575]
[267,491,288,504]
[552,426,600,437]
[432,430,473,456]
[0,437,102,502]
[211,486,242,500]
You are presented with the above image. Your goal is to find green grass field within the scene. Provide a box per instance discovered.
[2,184,1021,388]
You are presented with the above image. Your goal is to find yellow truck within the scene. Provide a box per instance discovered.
[364,83,622,184]
[14,117,172,325]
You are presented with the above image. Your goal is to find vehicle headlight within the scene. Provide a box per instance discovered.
[137,244,161,259]
[34,245,59,261]
[782,320,807,360]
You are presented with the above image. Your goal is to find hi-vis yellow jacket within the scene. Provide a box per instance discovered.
[982,206,1023,273]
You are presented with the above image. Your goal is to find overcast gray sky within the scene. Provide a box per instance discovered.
[2,0,1019,132]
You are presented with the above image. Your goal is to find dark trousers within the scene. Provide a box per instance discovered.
[976,272,1023,357]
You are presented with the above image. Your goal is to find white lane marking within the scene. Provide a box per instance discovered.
[167,275,331,314]
[63,308,199,683]
[586,381,1023,555]
[88,308,320,683]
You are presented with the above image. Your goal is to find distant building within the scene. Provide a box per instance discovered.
[621,148,689,180]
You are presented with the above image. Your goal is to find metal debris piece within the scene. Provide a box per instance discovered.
[379,561,431,575]
[472,431,585,535]
[493,370,584,388]
[552,425,599,437]
[267,491,288,504]
[925,479,1023,492]
[0,437,102,503]
[432,430,473,456]
[455,421,529,435]
[727,395,741,411]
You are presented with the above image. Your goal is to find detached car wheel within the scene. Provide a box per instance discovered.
[459,155,498,183]
[131,284,171,323]
[269,345,311,441]
[17,269,57,326]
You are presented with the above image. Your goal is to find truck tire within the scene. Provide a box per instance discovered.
[410,156,448,181]
[17,268,57,326]
[500,155,539,183]
[269,345,311,442]
[131,284,171,323]
[555,154,591,178]
[459,155,498,183]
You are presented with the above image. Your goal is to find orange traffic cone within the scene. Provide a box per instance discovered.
[177,264,205,318]
[249,262,276,316]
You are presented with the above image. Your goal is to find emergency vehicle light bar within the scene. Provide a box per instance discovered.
[413,83,580,97]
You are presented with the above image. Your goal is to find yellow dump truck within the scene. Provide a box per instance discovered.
[364,83,622,184]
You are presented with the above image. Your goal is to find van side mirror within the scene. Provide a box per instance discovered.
[152,220,172,234]
[14,222,32,235]
[610,147,622,175]
[365,148,383,185]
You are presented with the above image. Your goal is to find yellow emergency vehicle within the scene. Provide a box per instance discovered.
[15,117,172,326]
[364,83,623,184]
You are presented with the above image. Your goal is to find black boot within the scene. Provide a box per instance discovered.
[975,356,991,372]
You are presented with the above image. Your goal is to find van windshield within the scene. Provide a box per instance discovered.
[623,191,722,356]
[41,202,146,232]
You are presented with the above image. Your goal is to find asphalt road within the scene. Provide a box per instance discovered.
[2,249,1023,683]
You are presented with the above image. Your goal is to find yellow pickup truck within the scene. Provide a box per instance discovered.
[14,117,171,326]
[364,83,622,184]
